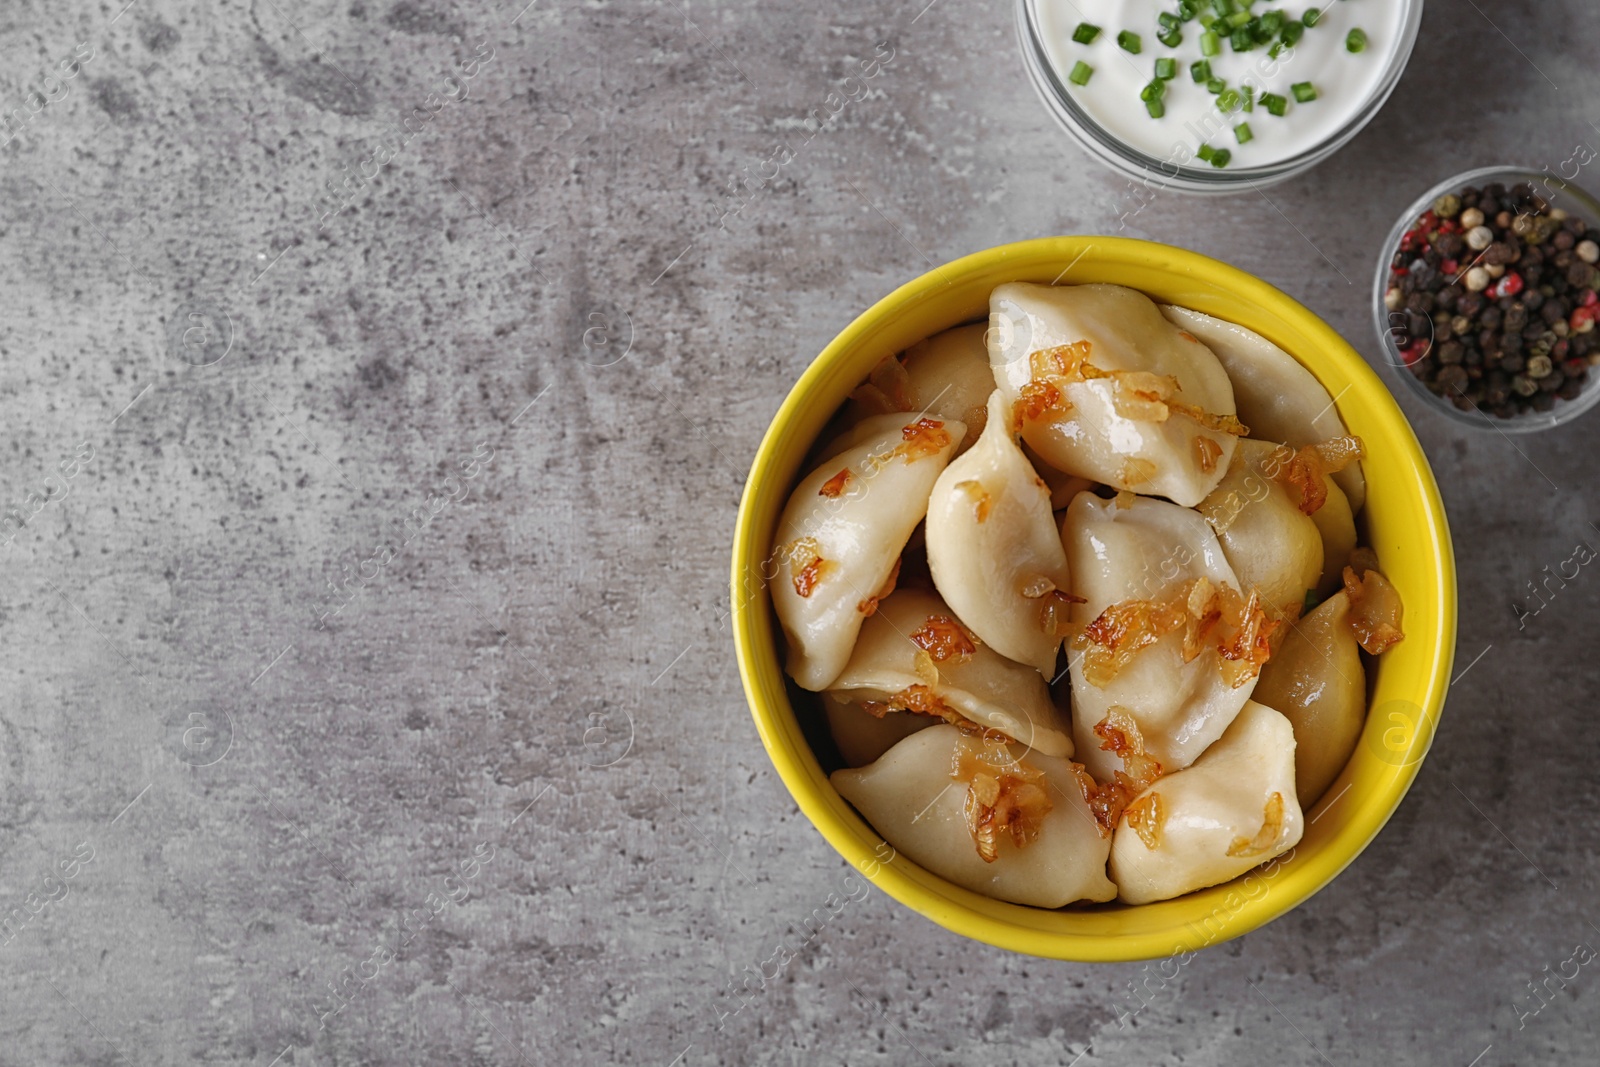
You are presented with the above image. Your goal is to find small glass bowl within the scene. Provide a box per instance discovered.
[1014,0,1424,193]
[1372,165,1600,434]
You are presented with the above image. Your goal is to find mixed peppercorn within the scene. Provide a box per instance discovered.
[1385,181,1600,418]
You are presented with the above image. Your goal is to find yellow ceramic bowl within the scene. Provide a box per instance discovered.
[731,236,1456,962]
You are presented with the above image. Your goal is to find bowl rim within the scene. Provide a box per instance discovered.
[1371,163,1600,433]
[733,235,1457,961]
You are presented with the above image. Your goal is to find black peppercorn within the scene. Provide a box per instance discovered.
[1485,242,1515,266]
[1501,331,1523,353]
[1502,353,1526,373]
[1480,306,1502,330]
[1568,262,1594,288]
[1554,230,1577,251]
[1438,340,1465,364]
[1533,392,1556,412]
[1543,300,1567,325]
[1457,292,1484,318]
[1558,377,1586,400]
[1522,289,1545,311]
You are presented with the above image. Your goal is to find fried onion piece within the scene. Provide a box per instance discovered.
[1271,436,1366,516]
[1194,435,1224,473]
[1073,578,1278,688]
[858,683,963,725]
[1123,791,1165,850]
[1343,564,1405,654]
[952,746,1053,863]
[1075,594,1189,688]
[1018,344,1247,441]
[1038,588,1088,638]
[781,536,833,598]
[819,467,853,498]
[1226,791,1286,858]
[1119,458,1157,488]
[1076,708,1165,836]
[1012,379,1070,431]
[849,355,916,414]
[909,611,978,662]
[954,479,992,522]
[1215,588,1279,689]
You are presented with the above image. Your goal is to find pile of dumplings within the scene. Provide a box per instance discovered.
[772,282,1406,909]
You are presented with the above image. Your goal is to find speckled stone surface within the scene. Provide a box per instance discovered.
[1,0,1597,1063]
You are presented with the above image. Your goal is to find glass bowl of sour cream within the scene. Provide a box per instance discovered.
[1017,0,1423,192]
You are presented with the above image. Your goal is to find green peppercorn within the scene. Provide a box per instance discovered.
[1433,193,1462,219]
[1527,354,1554,379]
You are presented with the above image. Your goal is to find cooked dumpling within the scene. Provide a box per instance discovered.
[1253,591,1365,807]
[847,324,993,454]
[832,725,1117,908]
[1109,701,1304,905]
[1160,305,1365,512]
[988,283,1240,507]
[926,391,1073,677]
[1308,475,1357,598]
[773,413,965,690]
[1063,494,1272,783]
[1196,439,1323,615]
[823,692,935,768]
[826,588,1072,756]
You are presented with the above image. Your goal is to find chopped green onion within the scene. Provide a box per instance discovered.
[1258,11,1285,35]
[1198,11,1218,28]
[1206,76,1225,94]
[1280,20,1305,45]
[1199,29,1221,55]
[1159,11,1180,30]
[1197,143,1216,161]
[1267,40,1285,58]
[1260,91,1287,116]
[1140,79,1166,102]
[1229,27,1254,51]
[1233,122,1253,143]
[1158,27,1183,47]
[1217,87,1242,111]
[1291,81,1317,103]
[1209,0,1232,16]
[1154,56,1178,79]
[1145,97,1166,118]
[1071,22,1101,44]
[1118,30,1143,53]
[1225,10,1251,28]
[1190,58,1213,83]
[1346,27,1367,53]
[1210,147,1232,168]
[1177,0,1197,18]
[1301,7,1321,27]
[1242,84,1255,111]
[1068,60,1094,85]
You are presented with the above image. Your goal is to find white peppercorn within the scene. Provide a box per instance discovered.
[1466,225,1494,251]
[1464,266,1491,292]
[1460,207,1485,230]
[1578,240,1599,264]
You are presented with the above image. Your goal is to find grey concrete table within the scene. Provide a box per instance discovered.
[1,0,1595,1063]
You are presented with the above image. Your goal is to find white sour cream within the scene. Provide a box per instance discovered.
[1037,1,1406,169]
